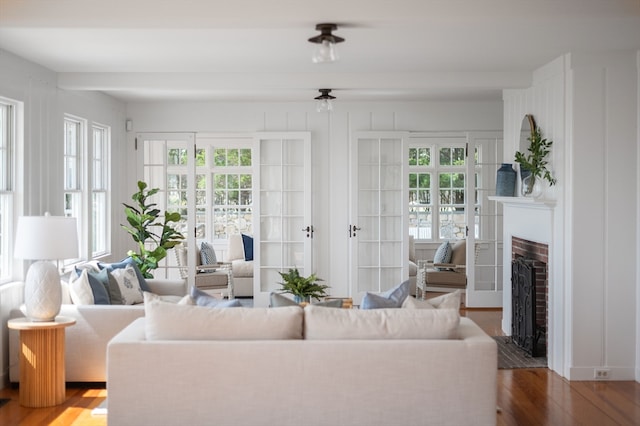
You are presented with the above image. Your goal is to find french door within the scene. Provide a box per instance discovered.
[136,133,196,284]
[253,132,312,307]
[349,132,409,303]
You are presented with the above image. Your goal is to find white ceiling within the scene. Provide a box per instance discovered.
[1,0,639,103]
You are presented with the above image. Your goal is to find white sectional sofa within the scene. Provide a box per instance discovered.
[9,278,186,383]
[107,297,498,426]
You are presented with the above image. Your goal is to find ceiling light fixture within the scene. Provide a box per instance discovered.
[308,23,344,63]
[314,89,335,112]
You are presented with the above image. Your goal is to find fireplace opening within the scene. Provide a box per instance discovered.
[511,237,548,358]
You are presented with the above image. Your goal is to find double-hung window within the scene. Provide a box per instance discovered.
[0,99,16,282]
[64,115,111,261]
[91,124,110,257]
[409,137,477,241]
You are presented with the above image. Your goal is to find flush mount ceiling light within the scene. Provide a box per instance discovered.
[308,23,344,63]
[314,89,336,112]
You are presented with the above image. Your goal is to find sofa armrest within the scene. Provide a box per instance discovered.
[146,278,186,296]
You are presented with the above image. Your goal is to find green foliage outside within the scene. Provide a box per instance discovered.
[122,181,185,278]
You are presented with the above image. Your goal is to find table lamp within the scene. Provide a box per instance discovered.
[14,213,79,321]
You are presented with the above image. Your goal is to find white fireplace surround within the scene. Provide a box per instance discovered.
[493,196,561,372]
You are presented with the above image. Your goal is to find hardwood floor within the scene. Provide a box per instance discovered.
[1,308,639,425]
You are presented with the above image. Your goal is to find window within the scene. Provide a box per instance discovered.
[91,124,110,256]
[211,147,252,239]
[409,138,478,241]
[163,142,253,243]
[0,99,16,282]
[64,115,111,261]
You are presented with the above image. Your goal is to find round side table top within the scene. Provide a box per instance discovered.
[8,316,76,330]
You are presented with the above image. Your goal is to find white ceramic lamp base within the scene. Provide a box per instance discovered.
[24,261,62,322]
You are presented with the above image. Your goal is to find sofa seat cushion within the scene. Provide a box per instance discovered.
[304,305,460,340]
[231,259,253,277]
[144,292,303,340]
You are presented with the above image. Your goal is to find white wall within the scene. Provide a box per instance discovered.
[0,49,127,387]
[503,50,639,380]
[125,101,503,297]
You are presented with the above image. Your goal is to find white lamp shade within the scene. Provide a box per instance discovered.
[14,214,79,260]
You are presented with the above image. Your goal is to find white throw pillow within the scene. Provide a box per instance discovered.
[144,292,303,340]
[110,264,144,305]
[402,290,461,310]
[68,269,94,305]
[304,305,460,340]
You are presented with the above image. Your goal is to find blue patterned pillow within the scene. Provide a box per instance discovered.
[200,241,217,265]
[99,257,151,292]
[361,280,410,309]
[433,241,453,270]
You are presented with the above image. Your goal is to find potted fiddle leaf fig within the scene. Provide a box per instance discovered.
[514,127,557,196]
[277,268,329,303]
[121,181,185,278]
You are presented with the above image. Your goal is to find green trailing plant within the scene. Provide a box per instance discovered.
[277,268,329,302]
[122,181,185,278]
[514,127,557,186]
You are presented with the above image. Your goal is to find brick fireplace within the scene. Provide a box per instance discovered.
[511,236,548,357]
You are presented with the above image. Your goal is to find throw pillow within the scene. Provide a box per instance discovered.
[360,280,410,309]
[110,265,144,305]
[304,305,460,340]
[241,234,254,261]
[200,241,217,265]
[427,290,462,309]
[98,257,151,292]
[433,241,453,270]
[144,292,303,340]
[68,269,94,305]
[75,266,111,305]
[402,290,461,310]
[94,268,124,305]
[190,286,242,308]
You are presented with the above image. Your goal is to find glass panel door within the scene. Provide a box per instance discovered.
[254,132,312,307]
[350,132,408,303]
[466,131,504,307]
[137,133,195,283]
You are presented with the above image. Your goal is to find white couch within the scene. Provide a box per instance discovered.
[9,278,186,383]
[107,300,497,426]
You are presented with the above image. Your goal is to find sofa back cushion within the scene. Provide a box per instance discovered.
[304,305,460,340]
[144,292,303,340]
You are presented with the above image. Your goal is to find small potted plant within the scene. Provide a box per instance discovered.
[514,127,557,196]
[277,268,329,304]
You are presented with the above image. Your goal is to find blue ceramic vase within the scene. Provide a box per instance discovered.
[496,163,517,196]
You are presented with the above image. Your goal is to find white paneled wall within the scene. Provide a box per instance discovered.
[503,51,639,380]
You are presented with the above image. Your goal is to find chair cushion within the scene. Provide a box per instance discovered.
[231,259,253,277]
[425,269,466,287]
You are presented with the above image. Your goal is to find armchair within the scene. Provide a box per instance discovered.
[175,243,234,299]
[416,239,478,299]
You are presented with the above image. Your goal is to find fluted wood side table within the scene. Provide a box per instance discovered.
[8,316,76,407]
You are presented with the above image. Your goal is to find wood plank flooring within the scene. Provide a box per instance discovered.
[1,307,639,425]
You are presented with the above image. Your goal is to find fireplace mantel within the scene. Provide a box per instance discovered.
[488,196,556,209]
